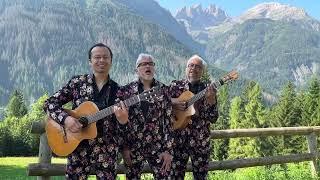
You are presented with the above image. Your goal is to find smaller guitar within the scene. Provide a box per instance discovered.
[172,70,239,130]
[46,87,159,156]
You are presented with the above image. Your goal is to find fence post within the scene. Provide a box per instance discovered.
[306,132,319,178]
[38,131,52,180]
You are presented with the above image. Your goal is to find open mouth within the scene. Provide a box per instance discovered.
[145,70,151,74]
[98,65,106,69]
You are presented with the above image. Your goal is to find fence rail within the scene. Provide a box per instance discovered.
[28,121,320,179]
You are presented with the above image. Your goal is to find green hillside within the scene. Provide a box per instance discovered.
[206,18,320,93]
[0,0,203,105]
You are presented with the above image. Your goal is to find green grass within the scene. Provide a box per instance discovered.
[205,163,316,180]
[0,157,66,179]
[0,157,317,180]
[0,157,126,180]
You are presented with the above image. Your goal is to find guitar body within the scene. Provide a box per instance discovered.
[45,101,99,156]
[172,70,238,130]
[173,91,196,130]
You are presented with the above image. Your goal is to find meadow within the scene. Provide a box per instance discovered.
[0,157,316,179]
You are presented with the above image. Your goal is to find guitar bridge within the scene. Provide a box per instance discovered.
[61,126,68,143]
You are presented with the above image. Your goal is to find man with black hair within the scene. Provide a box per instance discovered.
[44,43,128,179]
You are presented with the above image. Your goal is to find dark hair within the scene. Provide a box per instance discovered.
[88,43,113,61]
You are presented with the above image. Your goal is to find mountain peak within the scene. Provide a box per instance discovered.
[175,4,229,31]
[191,3,202,9]
[238,2,309,22]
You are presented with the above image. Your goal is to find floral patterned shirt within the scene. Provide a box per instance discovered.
[116,79,174,155]
[169,79,219,146]
[43,74,123,139]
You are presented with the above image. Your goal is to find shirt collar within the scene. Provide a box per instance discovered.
[90,73,111,86]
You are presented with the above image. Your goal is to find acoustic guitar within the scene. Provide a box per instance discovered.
[46,87,159,156]
[172,70,239,130]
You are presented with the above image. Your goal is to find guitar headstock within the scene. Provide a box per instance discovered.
[139,86,161,103]
[221,70,239,84]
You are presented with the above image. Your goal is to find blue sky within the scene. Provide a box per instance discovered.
[156,0,319,20]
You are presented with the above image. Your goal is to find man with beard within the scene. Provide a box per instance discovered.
[44,43,128,179]
[169,55,219,179]
[117,53,174,179]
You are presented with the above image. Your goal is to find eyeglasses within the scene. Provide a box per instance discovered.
[92,56,111,61]
[137,62,155,67]
[187,63,202,70]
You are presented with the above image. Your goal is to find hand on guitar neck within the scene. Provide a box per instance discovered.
[113,101,129,125]
[204,85,217,106]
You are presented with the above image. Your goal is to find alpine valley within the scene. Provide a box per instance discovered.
[0,0,319,106]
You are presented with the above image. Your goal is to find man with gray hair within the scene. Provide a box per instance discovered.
[135,53,153,67]
[169,54,219,179]
[116,53,174,179]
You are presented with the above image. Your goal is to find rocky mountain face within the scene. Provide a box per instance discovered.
[161,2,318,93]
[236,2,310,22]
[174,4,230,43]
[175,4,229,31]
[114,0,204,54]
[205,18,320,93]
[208,2,320,36]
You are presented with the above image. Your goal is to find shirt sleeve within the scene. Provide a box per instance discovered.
[43,77,76,125]
[161,85,175,154]
[199,94,219,123]
[168,80,182,98]
[115,86,131,150]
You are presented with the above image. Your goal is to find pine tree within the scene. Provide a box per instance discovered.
[308,77,320,126]
[245,84,271,157]
[271,82,301,127]
[28,94,48,121]
[5,90,28,118]
[270,82,303,154]
[301,77,320,126]
[212,86,230,160]
[228,96,246,159]
[241,81,257,105]
[229,83,267,158]
[244,84,265,128]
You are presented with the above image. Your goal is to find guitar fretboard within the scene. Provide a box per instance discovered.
[86,95,141,124]
[186,79,224,108]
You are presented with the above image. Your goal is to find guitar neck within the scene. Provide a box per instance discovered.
[86,95,140,124]
[186,79,224,108]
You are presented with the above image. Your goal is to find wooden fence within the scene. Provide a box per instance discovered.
[27,121,320,179]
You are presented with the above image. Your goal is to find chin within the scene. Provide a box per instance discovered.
[144,76,154,81]
[96,70,109,74]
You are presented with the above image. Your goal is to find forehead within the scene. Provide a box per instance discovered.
[187,58,203,65]
[91,46,110,56]
[139,56,153,63]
